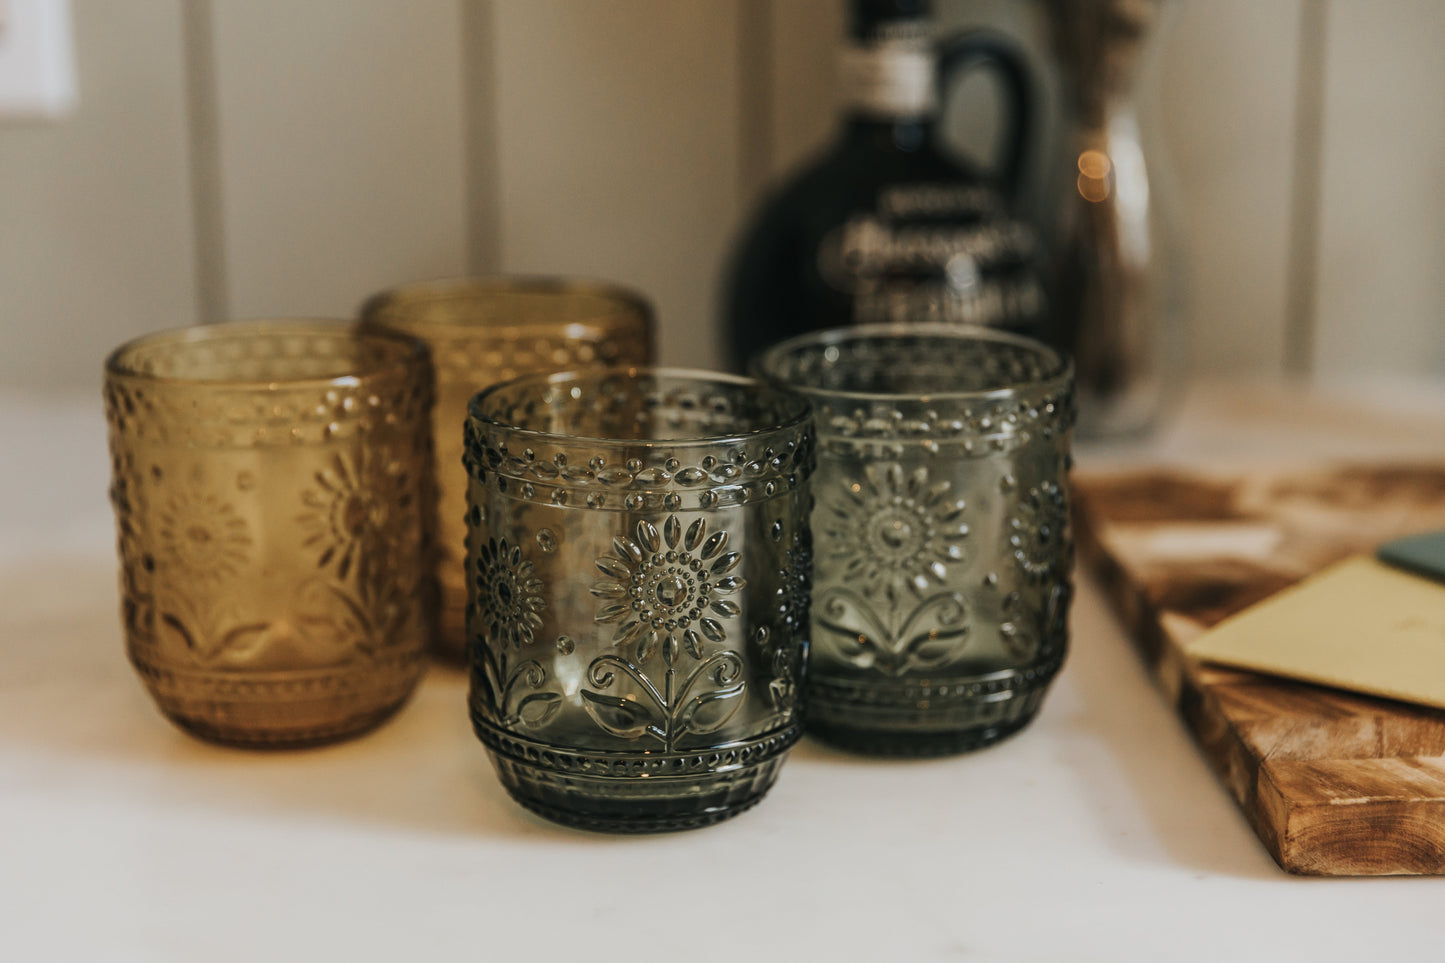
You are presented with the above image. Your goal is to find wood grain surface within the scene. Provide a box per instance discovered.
[1076,463,1445,875]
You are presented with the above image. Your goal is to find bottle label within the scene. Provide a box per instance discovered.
[842,37,936,118]
[816,184,1046,328]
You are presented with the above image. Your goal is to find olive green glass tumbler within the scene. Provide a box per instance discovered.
[756,324,1075,756]
[360,277,654,661]
[465,367,814,832]
[103,320,437,747]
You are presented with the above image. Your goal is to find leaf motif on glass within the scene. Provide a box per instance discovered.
[815,586,969,676]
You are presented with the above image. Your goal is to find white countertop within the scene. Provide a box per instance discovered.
[3,382,1445,962]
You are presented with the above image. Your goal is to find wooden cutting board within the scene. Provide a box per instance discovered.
[1075,463,1445,876]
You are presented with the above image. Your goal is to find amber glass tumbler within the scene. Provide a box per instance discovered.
[103,320,436,746]
[360,278,654,660]
[465,367,814,831]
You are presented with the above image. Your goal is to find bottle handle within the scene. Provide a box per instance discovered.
[936,30,1033,199]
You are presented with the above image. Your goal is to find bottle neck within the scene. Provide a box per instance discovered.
[839,19,937,134]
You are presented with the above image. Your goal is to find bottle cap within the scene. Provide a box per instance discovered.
[843,0,935,118]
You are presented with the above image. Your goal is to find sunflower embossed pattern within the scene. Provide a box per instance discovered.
[103,321,437,747]
[465,367,814,832]
[757,324,1075,756]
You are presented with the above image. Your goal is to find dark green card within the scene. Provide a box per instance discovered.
[1377,530,1445,585]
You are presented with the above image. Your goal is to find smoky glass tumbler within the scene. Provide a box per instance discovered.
[756,324,1074,756]
[465,368,814,832]
[360,277,654,661]
[103,320,436,747]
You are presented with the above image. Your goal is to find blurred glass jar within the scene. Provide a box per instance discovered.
[1043,0,1187,438]
[360,278,654,660]
[103,320,435,746]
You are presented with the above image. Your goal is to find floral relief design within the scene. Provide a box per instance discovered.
[120,566,158,645]
[474,537,546,649]
[998,591,1039,662]
[292,565,417,661]
[1009,480,1070,582]
[777,526,813,639]
[149,481,264,665]
[998,581,1072,664]
[762,525,811,716]
[150,480,389,666]
[471,536,559,731]
[113,504,159,645]
[766,642,798,717]
[157,489,251,582]
[299,453,387,580]
[158,575,401,669]
[821,462,968,608]
[158,599,262,664]
[581,515,749,750]
[814,462,972,676]
[590,516,743,664]
[815,587,968,676]
[293,450,421,659]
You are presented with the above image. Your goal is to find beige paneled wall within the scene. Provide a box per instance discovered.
[1313,0,1445,378]
[208,0,469,321]
[487,0,745,369]
[1155,0,1304,375]
[0,0,1442,392]
[765,0,846,180]
[0,0,197,393]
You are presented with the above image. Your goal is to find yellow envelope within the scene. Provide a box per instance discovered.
[1186,554,1445,709]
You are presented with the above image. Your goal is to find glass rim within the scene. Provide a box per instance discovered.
[358,275,655,331]
[103,318,429,390]
[469,365,813,449]
[752,322,1074,403]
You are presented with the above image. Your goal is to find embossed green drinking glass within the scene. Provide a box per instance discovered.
[360,277,654,661]
[103,320,436,746]
[465,367,814,831]
[756,324,1075,756]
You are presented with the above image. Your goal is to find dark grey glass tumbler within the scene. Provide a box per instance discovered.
[756,324,1075,756]
[464,368,814,831]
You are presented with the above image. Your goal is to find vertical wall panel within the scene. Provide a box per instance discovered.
[460,0,502,275]
[209,0,469,319]
[765,0,845,181]
[0,0,196,392]
[1150,0,1302,376]
[1313,0,1445,378]
[490,0,743,369]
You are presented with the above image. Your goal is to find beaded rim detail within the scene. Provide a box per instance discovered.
[471,712,803,779]
[104,321,431,450]
[755,323,1075,451]
[465,368,815,510]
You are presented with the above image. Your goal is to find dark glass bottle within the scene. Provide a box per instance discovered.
[722,0,1046,371]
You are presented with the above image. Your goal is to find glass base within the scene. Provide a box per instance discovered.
[502,776,770,834]
[132,651,424,748]
[164,699,410,749]
[805,649,1064,758]
[474,718,801,833]
[808,712,1035,758]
